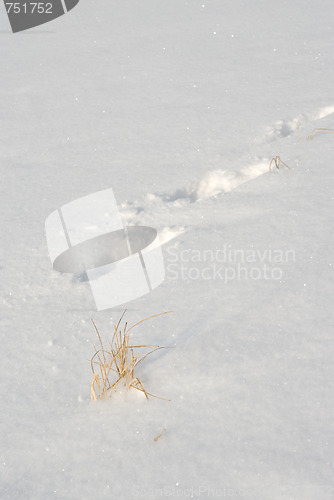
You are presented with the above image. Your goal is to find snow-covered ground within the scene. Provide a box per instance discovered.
[1,1,334,499]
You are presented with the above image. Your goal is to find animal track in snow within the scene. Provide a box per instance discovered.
[158,226,187,244]
[262,105,334,142]
[119,160,269,221]
[153,161,269,204]
[119,104,334,241]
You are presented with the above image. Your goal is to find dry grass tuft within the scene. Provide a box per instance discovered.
[269,156,290,172]
[90,310,172,401]
[307,128,334,141]
[153,428,166,441]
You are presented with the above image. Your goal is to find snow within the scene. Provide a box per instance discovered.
[1,1,334,499]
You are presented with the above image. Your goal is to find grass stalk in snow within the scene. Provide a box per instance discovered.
[269,156,290,172]
[90,310,172,401]
[307,128,334,140]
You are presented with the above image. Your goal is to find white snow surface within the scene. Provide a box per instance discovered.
[1,1,334,499]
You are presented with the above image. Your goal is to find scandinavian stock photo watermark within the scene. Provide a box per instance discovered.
[132,485,257,498]
[166,244,296,283]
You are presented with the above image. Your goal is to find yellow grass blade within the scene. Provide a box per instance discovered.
[269,156,290,172]
[307,128,334,140]
[126,311,173,334]
[154,429,166,441]
[90,311,172,401]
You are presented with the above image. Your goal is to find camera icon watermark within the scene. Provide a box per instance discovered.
[45,188,165,310]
